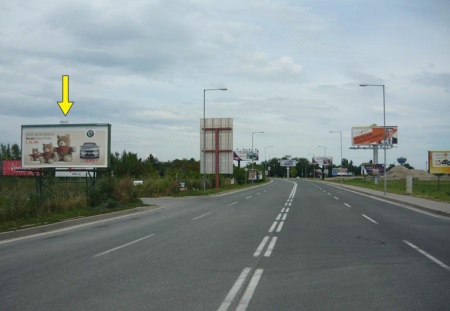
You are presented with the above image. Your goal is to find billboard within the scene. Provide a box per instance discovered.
[352,126,398,145]
[21,124,111,169]
[280,159,297,167]
[1,160,35,176]
[361,164,385,176]
[200,118,233,174]
[234,149,259,161]
[428,151,450,174]
[312,156,333,166]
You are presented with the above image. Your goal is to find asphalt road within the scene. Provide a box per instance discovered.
[1,179,450,310]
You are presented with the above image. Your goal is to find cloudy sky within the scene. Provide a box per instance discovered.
[1,0,449,170]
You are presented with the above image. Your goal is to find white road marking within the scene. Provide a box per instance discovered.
[246,196,252,200]
[403,240,450,272]
[281,208,285,213]
[192,212,213,220]
[334,196,339,200]
[256,192,261,195]
[285,208,290,213]
[264,237,278,257]
[217,268,251,311]
[327,193,331,195]
[228,202,238,206]
[93,234,155,257]
[276,221,284,232]
[254,236,270,257]
[236,269,264,311]
[282,214,287,221]
[344,203,351,208]
[269,221,278,232]
[276,214,282,221]
[362,214,379,224]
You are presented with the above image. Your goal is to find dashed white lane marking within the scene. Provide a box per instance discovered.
[192,212,213,220]
[281,208,285,213]
[285,208,290,213]
[282,214,287,221]
[344,203,351,208]
[403,240,450,272]
[217,268,251,311]
[245,196,252,200]
[269,221,278,233]
[236,269,264,311]
[228,202,238,206]
[254,236,270,257]
[276,221,284,232]
[327,193,331,195]
[93,234,155,257]
[362,214,379,224]
[276,214,282,221]
[334,196,339,200]
[264,237,278,257]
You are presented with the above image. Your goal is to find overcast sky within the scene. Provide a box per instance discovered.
[1,0,449,170]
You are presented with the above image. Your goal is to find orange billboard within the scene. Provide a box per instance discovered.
[352,126,398,145]
[428,151,450,174]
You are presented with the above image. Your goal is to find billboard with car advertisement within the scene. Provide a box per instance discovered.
[428,151,450,174]
[21,124,111,169]
[352,126,398,145]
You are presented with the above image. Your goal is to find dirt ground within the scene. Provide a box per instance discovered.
[386,165,450,180]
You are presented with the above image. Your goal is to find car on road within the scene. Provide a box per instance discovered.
[80,142,100,159]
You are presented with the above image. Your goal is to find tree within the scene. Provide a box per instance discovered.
[397,157,407,165]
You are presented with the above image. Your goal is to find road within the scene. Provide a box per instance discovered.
[1,179,450,310]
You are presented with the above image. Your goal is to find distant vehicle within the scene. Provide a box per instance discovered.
[80,142,100,159]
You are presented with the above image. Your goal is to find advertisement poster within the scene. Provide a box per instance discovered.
[234,149,259,161]
[1,160,35,176]
[21,124,111,168]
[280,159,297,167]
[428,151,450,174]
[352,126,398,145]
[312,156,333,166]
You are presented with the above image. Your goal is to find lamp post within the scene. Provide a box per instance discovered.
[203,88,227,192]
[264,145,273,180]
[360,84,387,195]
[251,131,264,184]
[329,131,343,184]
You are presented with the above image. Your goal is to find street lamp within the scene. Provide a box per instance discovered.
[329,131,343,184]
[264,145,273,180]
[360,84,387,195]
[203,88,227,191]
[251,131,264,184]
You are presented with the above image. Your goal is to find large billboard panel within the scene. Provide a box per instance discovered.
[428,151,450,174]
[352,126,398,145]
[21,124,111,169]
[234,149,259,161]
[200,118,233,174]
[312,156,333,166]
[280,159,297,167]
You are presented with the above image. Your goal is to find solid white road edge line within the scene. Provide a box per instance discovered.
[236,269,264,311]
[93,234,155,257]
[403,240,450,272]
[217,268,252,311]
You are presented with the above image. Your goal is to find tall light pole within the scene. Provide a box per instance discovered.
[360,84,387,195]
[329,131,343,184]
[264,146,273,181]
[203,88,227,191]
[251,131,264,184]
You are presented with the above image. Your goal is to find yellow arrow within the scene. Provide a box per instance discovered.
[57,75,74,116]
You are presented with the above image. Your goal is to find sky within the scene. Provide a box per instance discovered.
[1,0,449,170]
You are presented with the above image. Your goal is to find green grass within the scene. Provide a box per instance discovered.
[327,177,450,203]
